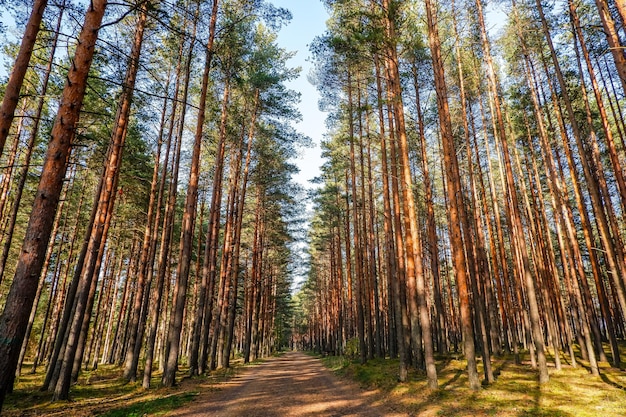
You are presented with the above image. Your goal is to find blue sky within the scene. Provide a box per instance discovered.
[271,0,328,192]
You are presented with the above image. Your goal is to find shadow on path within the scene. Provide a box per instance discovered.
[167,352,407,416]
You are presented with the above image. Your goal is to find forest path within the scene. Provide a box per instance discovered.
[167,351,408,416]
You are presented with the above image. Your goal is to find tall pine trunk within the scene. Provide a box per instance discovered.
[0,0,48,154]
[0,0,107,407]
[424,0,476,389]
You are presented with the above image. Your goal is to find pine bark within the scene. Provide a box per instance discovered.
[0,1,64,282]
[186,0,219,376]
[0,0,48,154]
[424,0,473,389]
[162,0,219,385]
[199,77,230,373]
[593,0,626,93]
[0,0,107,406]
[374,57,402,364]
[141,8,194,385]
[382,0,437,388]
[346,75,367,365]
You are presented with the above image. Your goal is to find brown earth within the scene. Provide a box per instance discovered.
[167,351,408,416]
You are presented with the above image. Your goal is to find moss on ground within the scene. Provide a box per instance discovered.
[319,347,626,417]
[2,361,245,416]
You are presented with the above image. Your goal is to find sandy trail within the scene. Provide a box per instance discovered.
[167,351,407,416]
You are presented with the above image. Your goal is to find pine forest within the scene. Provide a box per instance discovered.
[0,0,626,415]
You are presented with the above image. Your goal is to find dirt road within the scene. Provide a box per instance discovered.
[167,351,407,416]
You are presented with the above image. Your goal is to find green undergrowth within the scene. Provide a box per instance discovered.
[3,359,259,416]
[319,349,626,417]
[97,391,198,417]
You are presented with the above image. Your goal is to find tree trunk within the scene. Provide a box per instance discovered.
[382,0,437,388]
[424,0,472,389]
[162,0,219,384]
[451,2,494,382]
[593,0,626,93]
[0,0,107,407]
[534,0,626,327]
[0,0,48,154]
[569,0,626,217]
[521,50,600,374]
[0,1,64,283]
[143,9,195,383]
[197,72,231,373]
[374,57,401,363]
[222,90,259,366]
[346,74,367,365]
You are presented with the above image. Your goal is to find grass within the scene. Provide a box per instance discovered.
[319,348,626,417]
[96,392,198,417]
[3,360,250,416]
[6,349,626,416]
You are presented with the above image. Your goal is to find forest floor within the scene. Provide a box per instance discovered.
[3,360,241,416]
[4,349,626,416]
[319,349,626,416]
[166,351,406,416]
[5,352,405,416]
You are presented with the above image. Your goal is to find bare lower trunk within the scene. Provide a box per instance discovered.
[423,0,470,389]
[0,0,107,407]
